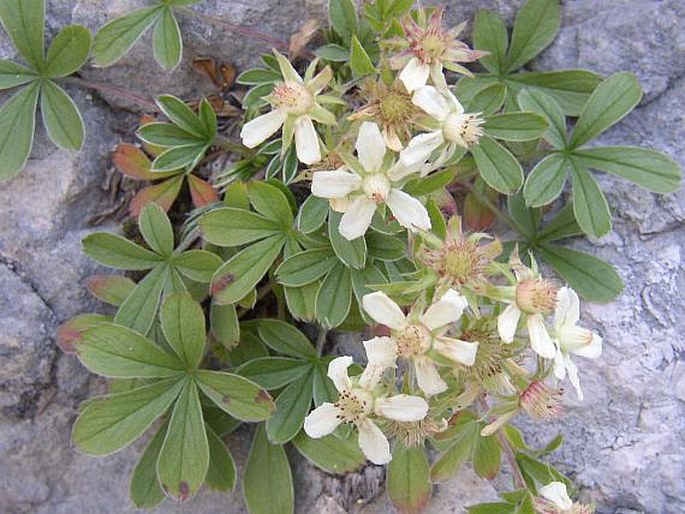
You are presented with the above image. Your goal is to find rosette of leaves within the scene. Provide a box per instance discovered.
[94,0,201,70]
[0,0,91,180]
[456,0,602,116]
[518,79,681,239]
[136,94,218,172]
[82,203,223,335]
[71,292,275,504]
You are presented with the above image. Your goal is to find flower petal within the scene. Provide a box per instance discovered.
[400,131,444,166]
[572,331,602,359]
[356,121,386,172]
[338,195,376,240]
[387,158,424,181]
[386,189,431,232]
[434,337,479,366]
[357,419,391,465]
[412,86,451,120]
[429,62,447,90]
[564,354,584,401]
[359,336,398,388]
[554,286,580,329]
[399,57,430,92]
[294,116,321,164]
[420,289,468,331]
[552,346,567,380]
[374,394,428,422]
[311,169,362,198]
[304,402,343,438]
[497,303,521,343]
[527,314,556,359]
[240,109,287,148]
[327,356,353,392]
[539,482,573,510]
[414,357,448,395]
[361,291,407,330]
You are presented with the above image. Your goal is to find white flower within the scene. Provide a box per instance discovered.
[303,349,428,465]
[551,287,602,401]
[496,254,557,360]
[400,86,484,172]
[311,121,431,240]
[240,51,335,165]
[539,482,574,511]
[362,289,479,396]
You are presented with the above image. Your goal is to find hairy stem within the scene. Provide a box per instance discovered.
[498,430,527,490]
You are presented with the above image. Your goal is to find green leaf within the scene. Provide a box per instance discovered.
[0,59,36,89]
[211,235,285,304]
[507,69,602,116]
[266,371,314,444]
[430,421,478,483]
[315,43,350,62]
[200,207,281,246]
[0,82,40,181]
[94,6,164,68]
[40,80,84,150]
[484,112,548,142]
[160,293,206,369]
[276,248,338,287]
[366,232,406,262]
[473,432,501,480]
[210,301,240,347]
[570,162,612,238]
[248,181,294,227]
[197,370,275,422]
[173,250,223,282]
[329,210,367,269]
[523,153,569,207]
[86,275,136,306]
[83,232,163,270]
[570,72,642,149]
[205,427,237,492]
[468,83,506,117]
[537,202,582,241]
[329,0,358,43]
[257,319,317,359]
[114,265,166,334]
[44,25,91,77]
[470,135,524,194]
[73,378,183,455]
[138,121,199,146]
[237,357,311,390]
[505,0,561,72]
[130,422,167,509]
[571,147,681,193]
[517,88,566,149]
[156,94,204,137]
[350,35,375,77]
[152,143,207,171]
[153,8,182,70]
[292,431,365,474]
[403,164,459,197]
[236,68,282,85]
[311,362,338,406]
[473,10,508,73]
[284,282,319,323]
[0,0,45,70]
[296,195,329,233]
[243,424,294,514]
[139,202,174,257]
[157,380,209,502]
[537,243,623,302]
[387,443,432,514]
[467,503,517,514]
[315,264,352,328]
[77,322,184,378]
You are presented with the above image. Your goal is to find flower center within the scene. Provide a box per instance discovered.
[443,242,479,285]
[334,388,373,423]
[515,278,558,314]
[379,91,414,124]
[395,324,431,358]
[418,34,445,62]
[443,112,484,147]
[362,173,391,203]
[271,81,313,115]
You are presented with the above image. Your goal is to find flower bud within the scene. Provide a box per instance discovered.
[515,278,558,315]
[520,381,564,421]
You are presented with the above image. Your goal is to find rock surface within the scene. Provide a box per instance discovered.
[0,1,683,513]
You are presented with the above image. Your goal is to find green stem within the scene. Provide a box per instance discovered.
[315,327,327,356]
[212,134,248,155]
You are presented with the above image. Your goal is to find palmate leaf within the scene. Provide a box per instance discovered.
[292,431,365,474]
[205,426,237,492]
[130,421,167,509]
[483,112,548,142]
[153,8,183,70]
[0,59,37,89]
[517,89,567,149]
[315,263,352,329]
[505,0,561,73]
[523,153,569,208]
[44,25,91,78]
[570,161,612,238]
[257,319,317,359]
[114,264,167,334]
[0,0,45,70]
[196,370,275,422]
[160,292,206,369]
[387,443,432,514]
[82,232,163,270]
[266,370,314,444]
[0,82,39,180]
[473,9,508,73]
[470,135,524,194]
[237,357,311,390]
[40,80,85,150]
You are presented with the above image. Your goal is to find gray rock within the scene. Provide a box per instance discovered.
[0,0,683,513]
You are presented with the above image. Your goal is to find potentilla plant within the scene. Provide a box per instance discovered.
[39,0,681,512]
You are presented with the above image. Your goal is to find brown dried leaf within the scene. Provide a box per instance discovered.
[129,176,184,217]
[188,175,219,207]
[289,19,320,60]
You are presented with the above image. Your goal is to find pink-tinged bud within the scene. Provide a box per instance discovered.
[515,278,558,315]
[520,381,564,421]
